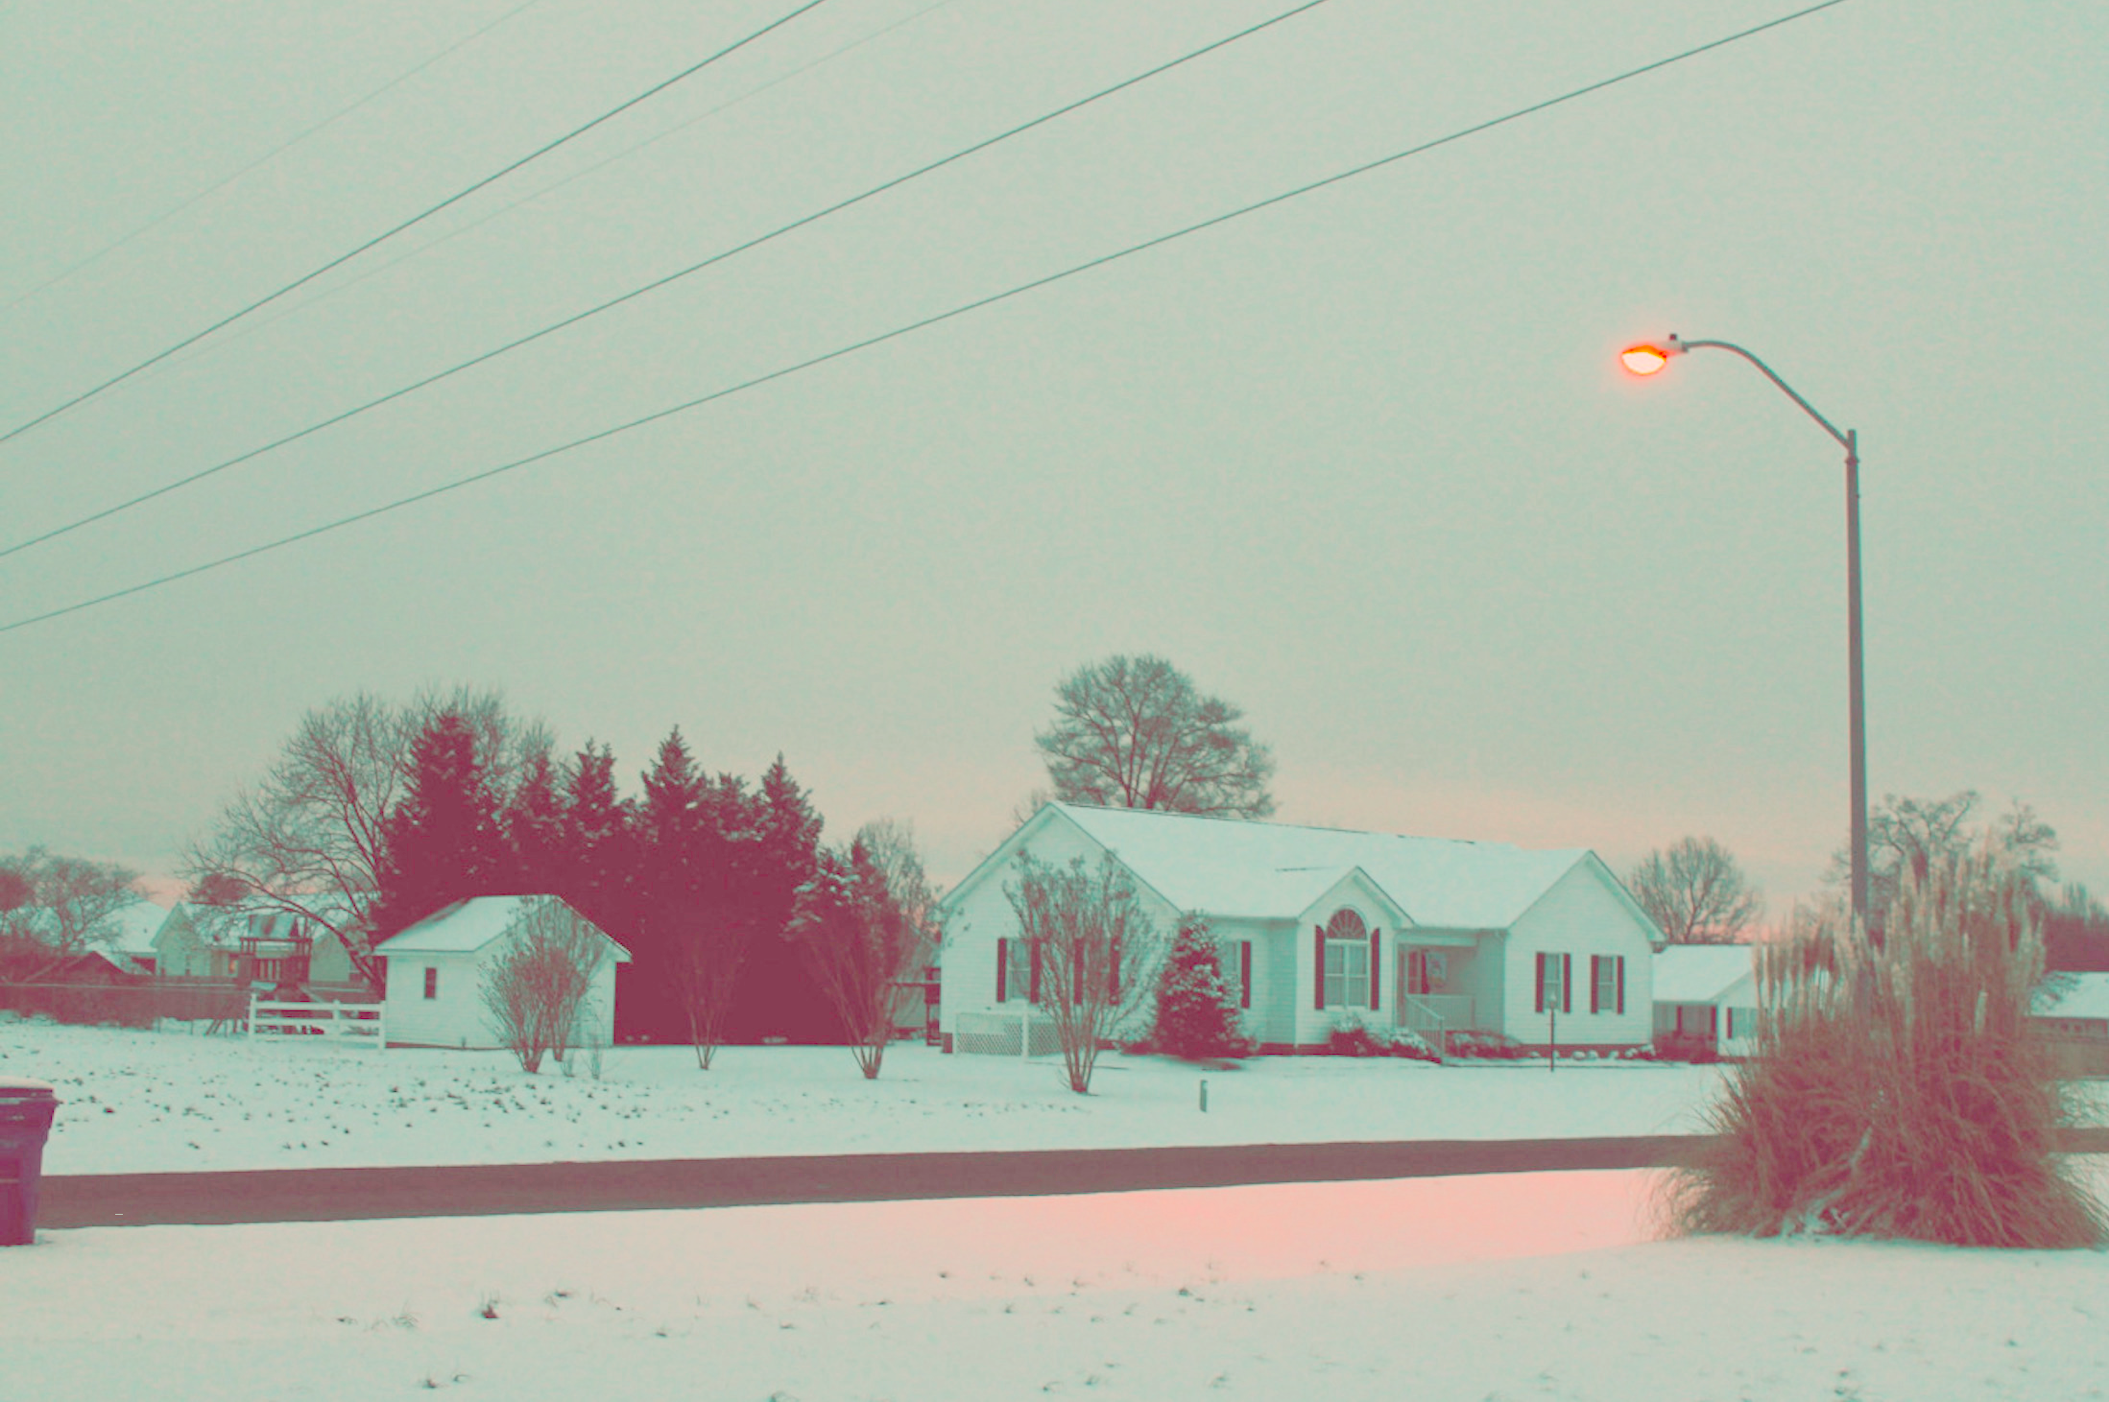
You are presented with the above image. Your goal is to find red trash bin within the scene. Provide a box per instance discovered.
[0,1077,59,1246]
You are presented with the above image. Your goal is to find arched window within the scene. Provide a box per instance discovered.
[1322,908,1371,1010]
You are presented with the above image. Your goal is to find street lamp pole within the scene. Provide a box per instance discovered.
[1621,334,1869,928]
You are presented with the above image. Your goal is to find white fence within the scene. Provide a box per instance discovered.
[953,1007,1063,1058]
[246,995,385,1047]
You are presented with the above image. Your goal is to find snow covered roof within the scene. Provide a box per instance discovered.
[1028,803,1596,929]
[1651,945,1758,1003]
[373,896,631,961]
[2033,973,2109,1022]
[106,901,171,956]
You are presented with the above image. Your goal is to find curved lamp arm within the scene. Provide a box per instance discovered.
[1657,334,1854,456]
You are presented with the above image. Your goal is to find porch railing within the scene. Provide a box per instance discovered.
[1398,994,1476,1058]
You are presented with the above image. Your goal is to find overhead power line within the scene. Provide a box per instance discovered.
[0,0,1335,563]
[0,0,1853,639]
[0,0,550,316]
[0,0,834,450]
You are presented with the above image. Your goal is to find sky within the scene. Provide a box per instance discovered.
[1,0,2103,917]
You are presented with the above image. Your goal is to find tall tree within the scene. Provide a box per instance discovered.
[0,848,144,983]
[557,740,633,941]
[734,754,836,1043]
[1627,837,1764,945]
[503,744,567,889]
[369,712,508,938]
[628,728,709,1043]
[1035,654,1275,818]
[1829,791,2060,927]
[671,770,763,1066]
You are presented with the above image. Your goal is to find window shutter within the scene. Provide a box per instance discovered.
[1561,954,1573,1014]
[1589,955,1601,1015]
[1240,941,1252,1010]
[996,939,1008,1003]
[1029,942,1043,1004]
[1616,956,1626,1015]
[1369,928,1381,1011]
[1534,953,1546,1013]
[1314,926,1325,1011]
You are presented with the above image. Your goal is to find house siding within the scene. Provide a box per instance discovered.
[1502,861,1655,1047]
[383,950,617,1050]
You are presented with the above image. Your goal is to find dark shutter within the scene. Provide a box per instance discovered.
[996,939,1008,1003]
[1534,952,1546,1013]
[1240,941,1252,1010]
[1589,955,1601,1015]
[1314,926,1326,1010]
[1369,928,1381,1011]
[1616,956,1626,1015]
[1561,954,1573,1014]
[1029,942,1043,1004]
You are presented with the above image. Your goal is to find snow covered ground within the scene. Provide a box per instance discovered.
[9,1167,2109,1401]
[2,1018,1740,1175]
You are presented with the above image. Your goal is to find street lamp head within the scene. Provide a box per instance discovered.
[1619,334,1685,376]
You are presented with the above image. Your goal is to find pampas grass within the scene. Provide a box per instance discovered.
[1666,842,2104,1248]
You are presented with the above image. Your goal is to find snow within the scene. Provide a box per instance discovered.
[376,895,627,957]
[1021,802,1588,925]
[2036,972,2109,1021]
[7,1165,2108,1401]
[1651,945,1758,1003]
[0,1019,1737,1175]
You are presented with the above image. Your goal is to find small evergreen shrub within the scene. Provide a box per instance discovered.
[1150,916,1249,1061]
[1666,843,2105,1249]
[1324,1011,1439,1063]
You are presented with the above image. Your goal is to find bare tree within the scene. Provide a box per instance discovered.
[1035,655,1275,819]
[1004,851,1164,1093]
[0,848,145,983]
[1627,837,1764,945]
[1828,791,2060,923]
[184,688,541,995]
[786,820,941,1080]
[480,897,609,1073]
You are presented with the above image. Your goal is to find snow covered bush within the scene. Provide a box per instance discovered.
[1667,843,2104,1248]
[1148,917,1248,1061]
[1324,1011,1438,1063]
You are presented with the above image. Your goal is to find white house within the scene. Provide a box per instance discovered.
[372,896,629,1051]
[937,802,1663,1054]
[150,905,360,993]
[1650,944,1761,1057]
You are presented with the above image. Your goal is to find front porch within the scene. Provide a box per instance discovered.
[1390,942,1486,1053]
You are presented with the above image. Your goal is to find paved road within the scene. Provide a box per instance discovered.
[40,1128,2109,1229]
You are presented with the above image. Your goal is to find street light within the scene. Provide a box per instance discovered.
[1621,332,1869,928]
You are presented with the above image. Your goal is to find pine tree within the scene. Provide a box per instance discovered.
[371,712,507,937]
[558,740,634,944]
[1150,916,1246,1060]
[629,728,709,1043]
[736,753,838,1043]
[504,746,567,890]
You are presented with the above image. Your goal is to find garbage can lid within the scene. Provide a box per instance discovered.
[0,1076,57,1099]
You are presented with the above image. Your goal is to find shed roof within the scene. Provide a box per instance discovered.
[373,896,631,961]
[2034,972,2109,1022]
[1651,945,1758,1003]
[1033,803,1595,929]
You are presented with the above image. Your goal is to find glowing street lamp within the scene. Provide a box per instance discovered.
[1622,332,1870,928]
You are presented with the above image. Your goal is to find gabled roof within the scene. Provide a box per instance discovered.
[1651,944,1758,1003]
[2034,972,2109,1021]
[958,802,1597,930]
[373,895,632,961]
[105,900,171,956]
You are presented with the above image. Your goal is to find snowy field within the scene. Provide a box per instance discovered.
[9,1166,2109,1401]
[2,1018,1745,1175]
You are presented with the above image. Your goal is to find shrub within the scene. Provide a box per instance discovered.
[1665,843,2105,1248]
[1447,1030,1528,1060]
[1151,917,1249,1061]
[1324,1012,1439,1063]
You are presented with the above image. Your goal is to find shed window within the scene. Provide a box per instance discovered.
[423,966,439,1000]
[1322,909,1370,1010]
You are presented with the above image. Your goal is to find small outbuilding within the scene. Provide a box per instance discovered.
[372,895,629,1051]
[1650,944,1760,1058]
[2031,973,2109,1078]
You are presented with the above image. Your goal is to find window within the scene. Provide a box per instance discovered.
[1728,1006,1758,1039]
[1590,955,1625,1014]
[422,966,439,1000]
[1534,952,1571,1014]
[1404,949,1447,997]
[1321,909,1370,1010]
[997,938,1038,1005]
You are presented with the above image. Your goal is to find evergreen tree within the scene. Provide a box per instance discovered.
[734,753,838,1043]
[558,740,634,944]
[1150,915,1247,1060]
[629,728,709,1043]
[504,745,567,889]
[371,712,507,937]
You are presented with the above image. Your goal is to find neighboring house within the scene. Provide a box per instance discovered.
[936,802,1663,1054]
[152,905,361,994]
[105,900,172,975]
[2032,973,2109,1078]
[371,896,630,1051]
[1651,945,1761,1057]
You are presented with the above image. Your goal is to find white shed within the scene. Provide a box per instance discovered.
[937,802,1663,1055]
[372,896,629,1051]
[1651,944,1761,1057]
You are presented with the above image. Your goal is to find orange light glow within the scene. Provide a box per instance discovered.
[1620,345,1670,376]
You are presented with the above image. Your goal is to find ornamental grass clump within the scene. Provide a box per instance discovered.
[1668,842,2104,1249]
